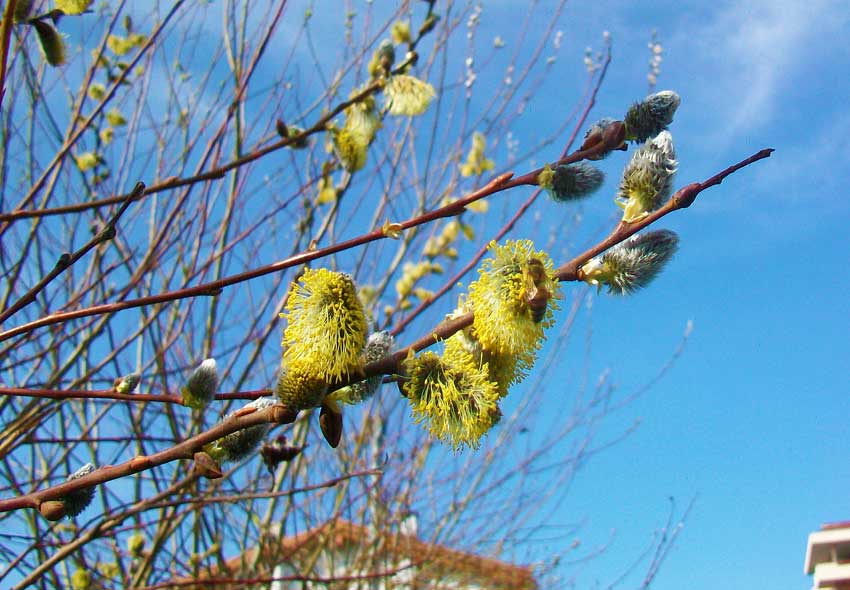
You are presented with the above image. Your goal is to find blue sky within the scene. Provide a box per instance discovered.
[184,1,848,587]
[488,0,850,588]
[17,2,846,588]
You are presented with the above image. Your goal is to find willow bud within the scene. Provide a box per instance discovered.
[42,463,97,520]
[538,163,605,202]
[114,371,141,394]
[32,20,66,66]
[182,359,218,410]
[616,131,677,222]
[580,230,679,295]
[624,90,681,143]
[205,397,276,463]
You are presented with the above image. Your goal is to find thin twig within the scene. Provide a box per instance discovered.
[0,1,17,114]
[0,181,145,324]
[367,148,774,379]
[391,43,614,336]
[0,386,270,403]
[0,403,297,514]
[0,136,617,343]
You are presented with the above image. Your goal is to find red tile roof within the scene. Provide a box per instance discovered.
[172,519,537,590]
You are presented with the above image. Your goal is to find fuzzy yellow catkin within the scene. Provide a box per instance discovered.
[384,75,435,116]
[55,0,93,15]
[402,351,500,451]
[467,240,560,358]
[280,269,367,382]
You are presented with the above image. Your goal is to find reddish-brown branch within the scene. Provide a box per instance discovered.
[0,149,774,408]
[0,182,145,325]
[368,147,774,379]
[555,148,775,281]
[0,404,298,514]
[0,135,622,344]
[0,386,272,404]
[391,46,613,336]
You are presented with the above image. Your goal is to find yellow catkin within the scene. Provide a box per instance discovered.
[280,269,367,382]
[402,351,500,451]
[467,240,560,357]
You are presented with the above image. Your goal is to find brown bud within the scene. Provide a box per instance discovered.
[192,452,223,479]
[672,182,701,210]
[319,404,343,448]
[602,120,627,152]
[275,119,288,137]
[271,404,298,425]
[260,436,305,474]
[580,119,627,159]
[39,500,67,521]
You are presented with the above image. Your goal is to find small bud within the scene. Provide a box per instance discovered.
[106,108,126,127]
[182,359,218,410]
[459,132,495,178]
[277,122,308,149]
[319,402,343,448]
[418,13,440,37]
[624,90,681,143]
[384,75,435,116]
[70,568,91,590]
[59,463,96,518]
[377,39,396,70]
[127,533,146,558]
[32,20,66,66]
[204,397,276,463]
[260,436,305,474]
[382,219,403,238]
[38,500,67,521]
[192,451,223,479]
[114,371,141,394]
[74,152,98,172]
[580,118,626,159]
[538,163,604,202]
[329,331,394,406]
[391,21,410,45]
[580,229,679,295]
[88,83,106,101]
[616,131,677,222]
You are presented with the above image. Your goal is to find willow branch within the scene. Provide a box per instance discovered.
[0,53,421,224]
[0,181,145,325]
[0,134,619,343]
[392,45,613,336]
[0,386,271,403]
[0,403,298,514]
[367,148,774,379]
[0,150,774,405]
[0,0,17,113]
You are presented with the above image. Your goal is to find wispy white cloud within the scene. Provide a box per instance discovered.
[669,0,849,144]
